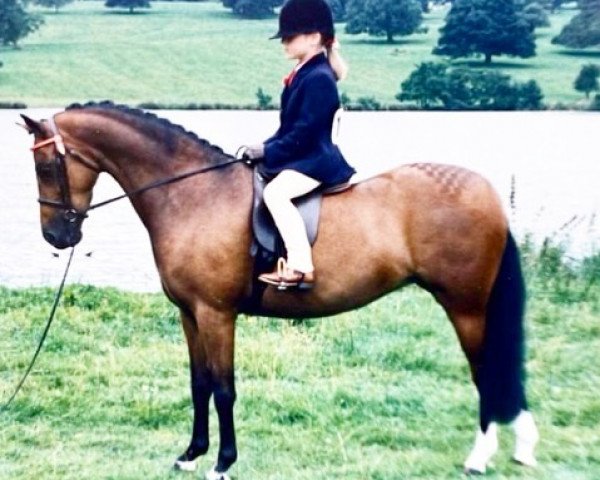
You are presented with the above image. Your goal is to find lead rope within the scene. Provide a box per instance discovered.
[1,247,75,411]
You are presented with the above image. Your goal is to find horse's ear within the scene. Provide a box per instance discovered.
[19,114,43,135]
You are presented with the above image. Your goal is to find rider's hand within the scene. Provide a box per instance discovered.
[245,144,265,160]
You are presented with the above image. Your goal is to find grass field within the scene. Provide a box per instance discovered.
[0,2,597,107]
[0,244,599,479]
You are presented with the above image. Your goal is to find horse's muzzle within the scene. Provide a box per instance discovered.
[42,222,83,249]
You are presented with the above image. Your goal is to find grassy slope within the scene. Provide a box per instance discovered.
[0,276,598,479]
[0,2,597,107]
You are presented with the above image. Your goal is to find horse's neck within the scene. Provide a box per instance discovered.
[69,112,250,236]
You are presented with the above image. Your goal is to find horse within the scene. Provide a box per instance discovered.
[20,102,539,479]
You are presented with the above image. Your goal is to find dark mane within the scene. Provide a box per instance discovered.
[66,101,233,159]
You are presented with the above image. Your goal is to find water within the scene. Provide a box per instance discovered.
[1,109,598,292]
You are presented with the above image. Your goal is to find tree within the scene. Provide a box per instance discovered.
[33,0,73,13]
[518,0,550,29]
[222,0,282,18]
[433,0,536,64]
[397,62,545,109]
[548,0,565,13]
[105,0,150,14]
[552,0,600,49]
[574,64,600,98]
[515,80,545,109]
[345,0,423,43]
[397,62,449,107]
[0,0,43,47]
[356,96,381,109]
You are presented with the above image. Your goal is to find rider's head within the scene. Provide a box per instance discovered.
[271,0,347,80]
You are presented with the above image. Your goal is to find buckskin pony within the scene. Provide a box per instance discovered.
[21,102,539,479]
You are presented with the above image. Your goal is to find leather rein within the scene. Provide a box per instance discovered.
[31,116,248,219]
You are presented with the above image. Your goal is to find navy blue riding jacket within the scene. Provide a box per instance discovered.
[261,52,355,186]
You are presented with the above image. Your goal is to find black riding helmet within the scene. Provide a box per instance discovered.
[270,0,335,40]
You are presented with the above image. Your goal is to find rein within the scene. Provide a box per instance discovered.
[32,116,249,217]
[1,247,75,411]
[87,157,247,212]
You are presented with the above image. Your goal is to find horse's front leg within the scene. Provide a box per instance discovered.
[175,307,238,480]
[175,309,212,472]
[206,310,237,480]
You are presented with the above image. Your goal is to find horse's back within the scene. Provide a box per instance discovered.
[326,162,506,241]
[345,162,507,240]
[357,163,502,211]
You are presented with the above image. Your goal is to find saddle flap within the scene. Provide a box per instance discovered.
[252,169,322,254]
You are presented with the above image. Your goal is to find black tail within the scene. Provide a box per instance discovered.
[479,230,527,431]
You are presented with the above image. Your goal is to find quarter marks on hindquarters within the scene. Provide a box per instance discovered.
[405,163,472,197]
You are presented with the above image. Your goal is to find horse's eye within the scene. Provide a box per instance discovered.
[35,162,54,179]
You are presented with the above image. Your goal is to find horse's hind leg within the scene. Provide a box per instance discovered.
[441,306,500,474]
[438,230,539,473]
[447,308,539,473]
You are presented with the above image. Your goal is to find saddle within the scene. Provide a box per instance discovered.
[251,168,351,257]
[245,168,351,305]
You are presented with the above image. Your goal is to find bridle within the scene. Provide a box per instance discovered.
[30,116,249,220]
[31,117,92,224]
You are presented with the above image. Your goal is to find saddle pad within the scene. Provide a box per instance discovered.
[252,169,322,254]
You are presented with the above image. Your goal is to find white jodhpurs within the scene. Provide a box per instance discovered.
[262,169,321,273]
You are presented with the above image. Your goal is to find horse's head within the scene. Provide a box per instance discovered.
[21,114,101,249]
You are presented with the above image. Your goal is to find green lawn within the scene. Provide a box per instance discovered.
[0,2,597,107]
[1,251,599,479]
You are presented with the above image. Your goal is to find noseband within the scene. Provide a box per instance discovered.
[31,117,91,223]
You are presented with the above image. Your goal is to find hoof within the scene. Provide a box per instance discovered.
[463,423,498,476]
[174,458,197,472]
[513,452,538,468]
[463,467,485,476]
[463,460,488,475]
[205,465,231,480]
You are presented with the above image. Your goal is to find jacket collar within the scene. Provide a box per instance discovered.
[286,52,328,87]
